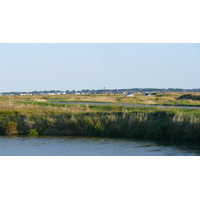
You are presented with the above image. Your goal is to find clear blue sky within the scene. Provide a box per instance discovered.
[0,43,200,92]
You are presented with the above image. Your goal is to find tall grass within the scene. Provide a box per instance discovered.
[1,101,200,142]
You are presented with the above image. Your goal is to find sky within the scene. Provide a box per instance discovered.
[0,43,200,93]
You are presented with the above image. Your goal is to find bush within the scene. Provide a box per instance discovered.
[41,127,59,135]
[177,94,200,101]
[28,129,39,136]
[3,121,18,135]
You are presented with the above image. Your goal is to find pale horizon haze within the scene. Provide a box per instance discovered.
[0,43,200,93]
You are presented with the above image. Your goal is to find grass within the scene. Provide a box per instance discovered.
[2,92,200,106]
[1,93,200,143]
[1,99,200,143]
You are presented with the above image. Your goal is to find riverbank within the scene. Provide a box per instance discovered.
[1,101,200,143]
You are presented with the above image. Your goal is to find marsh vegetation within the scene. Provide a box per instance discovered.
[3,92,200,106]
[1,92,200,143]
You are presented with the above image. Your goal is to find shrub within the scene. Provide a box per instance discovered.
[3,121,18,135]
[28,129,39,136]
[59,128,74,135]
[177,94,200,101]
[41,127,59,135]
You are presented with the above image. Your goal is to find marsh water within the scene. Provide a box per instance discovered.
[0,135,200,156]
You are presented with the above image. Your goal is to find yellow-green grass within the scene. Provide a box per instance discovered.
[2,92,200,106]
[1,101,200,142]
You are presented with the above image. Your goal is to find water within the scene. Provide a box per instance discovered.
[0,135,200,156]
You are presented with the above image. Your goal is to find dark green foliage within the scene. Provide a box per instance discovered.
[177,94,200,101]
[59,128,74,135]
[41,127,59,135]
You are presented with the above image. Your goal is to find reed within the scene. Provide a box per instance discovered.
[1,100,200,142]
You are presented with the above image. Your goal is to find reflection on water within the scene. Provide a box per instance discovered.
[0,135,200,156]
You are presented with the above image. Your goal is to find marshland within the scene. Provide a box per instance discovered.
[1,92,200,144]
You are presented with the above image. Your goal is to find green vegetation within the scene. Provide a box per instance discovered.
[28,129,39,136]
[177,94,200,101]
[43,92,200,106]
[0,99,200,143]
[2,92,200,106]
[1,93,200,143]
[3,121,18,135]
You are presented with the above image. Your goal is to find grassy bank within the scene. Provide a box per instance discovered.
[1,101,200,143]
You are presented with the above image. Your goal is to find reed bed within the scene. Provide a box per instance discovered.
[1,101,200,142]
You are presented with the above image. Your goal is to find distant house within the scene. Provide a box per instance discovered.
[125,93,134,97]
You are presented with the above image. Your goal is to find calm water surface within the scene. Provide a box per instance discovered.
[0,135,200,156]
